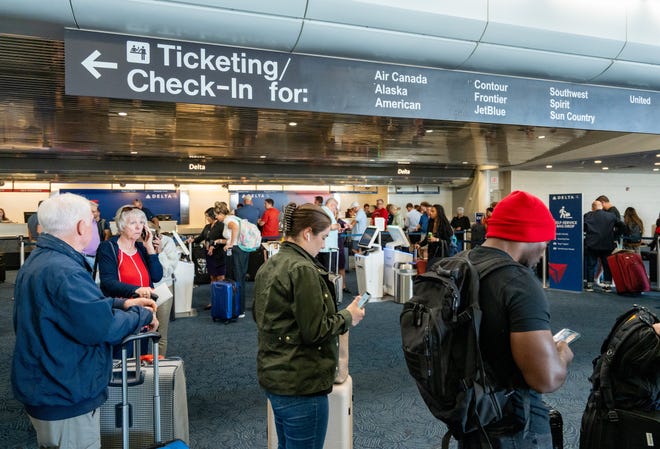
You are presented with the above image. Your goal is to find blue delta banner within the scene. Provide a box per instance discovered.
[230,191,329,214]
[61,189,181,223]
[548,193,583,292]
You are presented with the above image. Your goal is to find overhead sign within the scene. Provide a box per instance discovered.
[66,29,660,134]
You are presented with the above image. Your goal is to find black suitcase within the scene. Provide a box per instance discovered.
[191,245,210,285]
[245,249,265,281]
[548,407,563,449]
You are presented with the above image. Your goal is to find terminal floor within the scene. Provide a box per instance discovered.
[1,268,659,449]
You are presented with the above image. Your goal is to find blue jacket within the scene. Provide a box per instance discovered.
[12,233,153,420]
[97,236,163,298]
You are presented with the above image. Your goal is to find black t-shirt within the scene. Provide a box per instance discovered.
[470,246,552,433]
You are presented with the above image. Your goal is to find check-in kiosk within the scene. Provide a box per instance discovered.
[382,226,413,296]
[354,226,384,298]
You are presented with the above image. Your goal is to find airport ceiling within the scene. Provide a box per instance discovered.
[1,33,660,186]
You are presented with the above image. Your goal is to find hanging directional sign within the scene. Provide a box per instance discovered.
[65,29,660,134]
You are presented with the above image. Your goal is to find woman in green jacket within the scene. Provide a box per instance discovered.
[254,203,365,449]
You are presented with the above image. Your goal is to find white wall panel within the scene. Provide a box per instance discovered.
[0,0,76,38]
[592,60,660,90]
[511,170,660,238]
[158,0,306,17]
[620,2,660,64]
[484,0,625,58]
[462,43,612,82]
[0,0,74,22]
[297,21,476,68]
[71,0,303,51]
[305,0,487,41]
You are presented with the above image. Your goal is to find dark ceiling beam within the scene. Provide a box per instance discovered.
[0,154,474,185]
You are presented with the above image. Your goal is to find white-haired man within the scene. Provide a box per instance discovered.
[11,193,158,449]
[450,206,471,251]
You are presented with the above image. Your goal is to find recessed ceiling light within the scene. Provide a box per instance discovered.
[462,161,468,165]
[288,122,297,127]
[117,112,128,116]
[655,162,660,166]
[538,135,546,139]
[594,160,602,164]
[259,155,266,159]
[130,151,138,155]
[545,165,552,169]
[654,168,660,172]
[425,129,433,133]
[656,154,660,158]
[602,167,609,170]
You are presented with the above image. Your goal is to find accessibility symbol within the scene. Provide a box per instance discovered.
[127,40,150,64]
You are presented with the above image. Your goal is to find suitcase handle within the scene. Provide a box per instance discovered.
[116,331,164,448]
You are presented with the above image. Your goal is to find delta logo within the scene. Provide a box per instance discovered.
[548,263,568,284]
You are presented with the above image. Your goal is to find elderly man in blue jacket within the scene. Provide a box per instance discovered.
[11,193,158,449]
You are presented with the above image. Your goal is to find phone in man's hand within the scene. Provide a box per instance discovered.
[358,291,371,309]
[553,328,581,344]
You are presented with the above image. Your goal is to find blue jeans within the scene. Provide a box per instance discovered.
[267,391,329,449]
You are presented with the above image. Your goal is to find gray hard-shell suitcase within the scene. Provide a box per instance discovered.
[100,333,189,449]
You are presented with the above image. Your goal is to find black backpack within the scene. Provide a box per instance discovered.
[580,305,660,449]
[400,250,516,448]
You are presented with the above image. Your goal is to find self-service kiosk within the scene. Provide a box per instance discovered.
[355,226,384,298]
[382,226,413,296]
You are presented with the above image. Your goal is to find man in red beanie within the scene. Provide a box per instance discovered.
[460,190,574,449]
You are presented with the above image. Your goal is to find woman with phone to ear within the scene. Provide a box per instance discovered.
[97,205,164,355]
[253,203,365,449]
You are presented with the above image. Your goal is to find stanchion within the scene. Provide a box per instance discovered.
[655,235,660,290]
[542,249,548,288]
[19,235,25,266]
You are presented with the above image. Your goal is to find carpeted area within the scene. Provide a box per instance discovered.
[0,268,658,448]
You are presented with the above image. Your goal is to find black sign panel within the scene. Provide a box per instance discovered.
[66,29,660,134]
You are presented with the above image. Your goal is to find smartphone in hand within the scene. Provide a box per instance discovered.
[358,291,371,309]
[553,328,581,344]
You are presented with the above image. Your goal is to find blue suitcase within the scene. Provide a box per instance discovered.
[211,280,241,323]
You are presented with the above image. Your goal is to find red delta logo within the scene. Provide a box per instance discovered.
[548,263,568,284]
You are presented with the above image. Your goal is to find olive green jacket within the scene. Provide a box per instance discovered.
[254,241,352,395]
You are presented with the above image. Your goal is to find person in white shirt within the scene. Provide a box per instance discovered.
[405,203,421,232]
[350,201,368,253]
[317,198,340,272]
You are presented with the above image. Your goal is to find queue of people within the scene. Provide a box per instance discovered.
[8,191,657,449]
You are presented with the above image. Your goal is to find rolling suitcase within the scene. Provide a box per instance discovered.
[607,251,650,294]
[328,249,343,304]
[246,249,265,281]
[191,244,210,285]
[101,333,189,449]
[267,375,353,449]
[211,280,241,323]
[548,407,563,449]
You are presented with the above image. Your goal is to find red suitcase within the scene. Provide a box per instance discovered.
[606,251,650,294]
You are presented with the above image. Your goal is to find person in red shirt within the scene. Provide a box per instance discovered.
[258,198,280,239]
[371,198,389,227]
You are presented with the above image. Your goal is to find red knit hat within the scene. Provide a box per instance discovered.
[486,191,556,242]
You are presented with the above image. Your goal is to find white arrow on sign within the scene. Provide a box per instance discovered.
[81,50,118,79]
